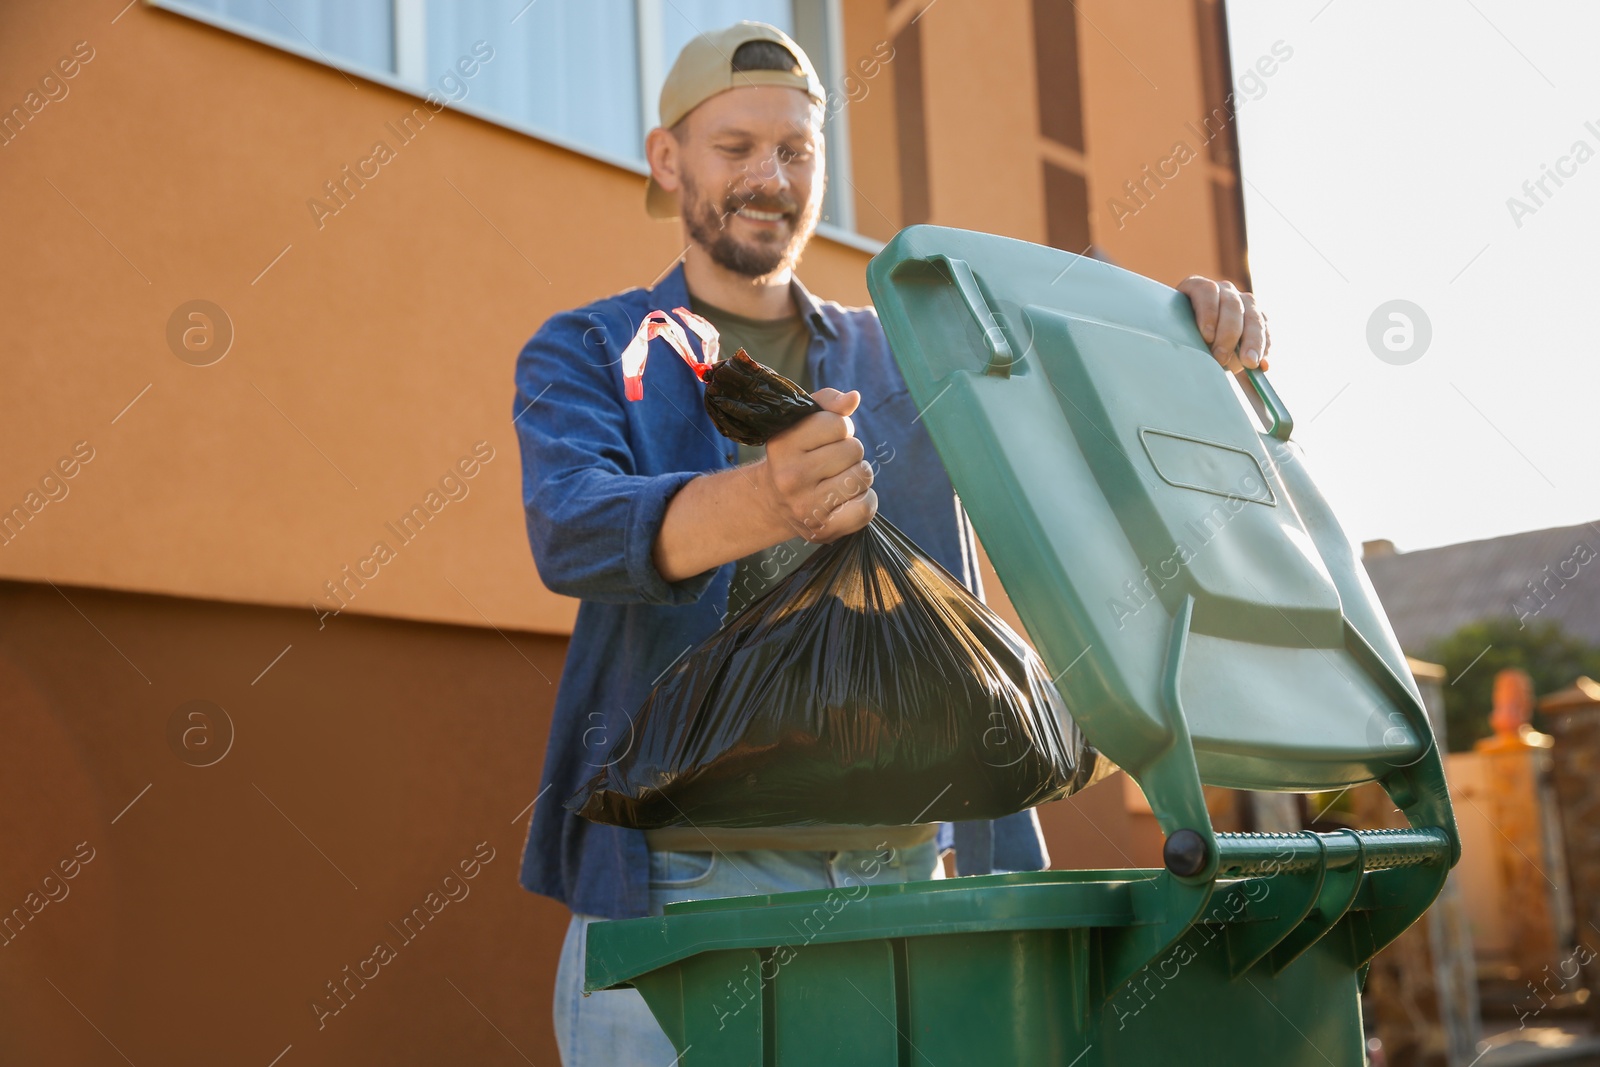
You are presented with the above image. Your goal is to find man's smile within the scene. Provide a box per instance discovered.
[734,206,787,225]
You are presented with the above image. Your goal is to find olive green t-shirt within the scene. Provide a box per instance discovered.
[688,294,822,621]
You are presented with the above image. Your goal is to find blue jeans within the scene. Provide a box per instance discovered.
[554,840,942,1067]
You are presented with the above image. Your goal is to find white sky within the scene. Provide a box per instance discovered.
[1225,1,1599,552]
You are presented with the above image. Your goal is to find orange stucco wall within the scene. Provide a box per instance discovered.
[1077,0,1226,279]
[2,2,878,639]
[3,0,1233,640]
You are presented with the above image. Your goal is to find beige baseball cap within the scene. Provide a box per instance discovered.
[646,21,826,220]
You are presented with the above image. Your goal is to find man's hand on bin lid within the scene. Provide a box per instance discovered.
[1176,275,1272,373]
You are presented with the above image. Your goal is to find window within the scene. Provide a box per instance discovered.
[1193,0,1251,289]
[1033,0,1091,254]
[153,0,858,233]
[1042,161,1090,254]
[1031,0,1084,153]
[178,0,396,71]
[891,15,929,226]
[421,1,642,164]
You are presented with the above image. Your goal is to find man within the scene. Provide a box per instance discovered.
[513,22,1271,1065]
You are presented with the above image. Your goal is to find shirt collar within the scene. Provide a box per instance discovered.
[649,261,839,341]
[787,271,839,340]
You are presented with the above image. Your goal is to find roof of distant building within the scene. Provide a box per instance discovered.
[1361,519,1600,655]
[1540,676,1600,714]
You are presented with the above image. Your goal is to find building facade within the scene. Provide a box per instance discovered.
[2,1,1253,1061]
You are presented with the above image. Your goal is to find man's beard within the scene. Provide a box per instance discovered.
[680,170,822,279]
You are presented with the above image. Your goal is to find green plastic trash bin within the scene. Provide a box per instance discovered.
[585,226,1459,1066]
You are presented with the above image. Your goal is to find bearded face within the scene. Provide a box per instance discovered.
[679,168,823,277]
[667,86,827,279]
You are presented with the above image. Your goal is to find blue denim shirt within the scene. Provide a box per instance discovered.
[513,262,1047,919]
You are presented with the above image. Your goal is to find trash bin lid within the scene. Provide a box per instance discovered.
[866,226,1446,839]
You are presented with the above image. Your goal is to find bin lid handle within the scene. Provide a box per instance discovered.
[1241,366,1294,442]
[918,254,1014,377]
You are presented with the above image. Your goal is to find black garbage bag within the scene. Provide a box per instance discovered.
[701,347,822,446]
[571,320,1103,828]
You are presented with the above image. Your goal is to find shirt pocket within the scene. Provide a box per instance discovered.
[865,384,913,414]
[858,386,919,471]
